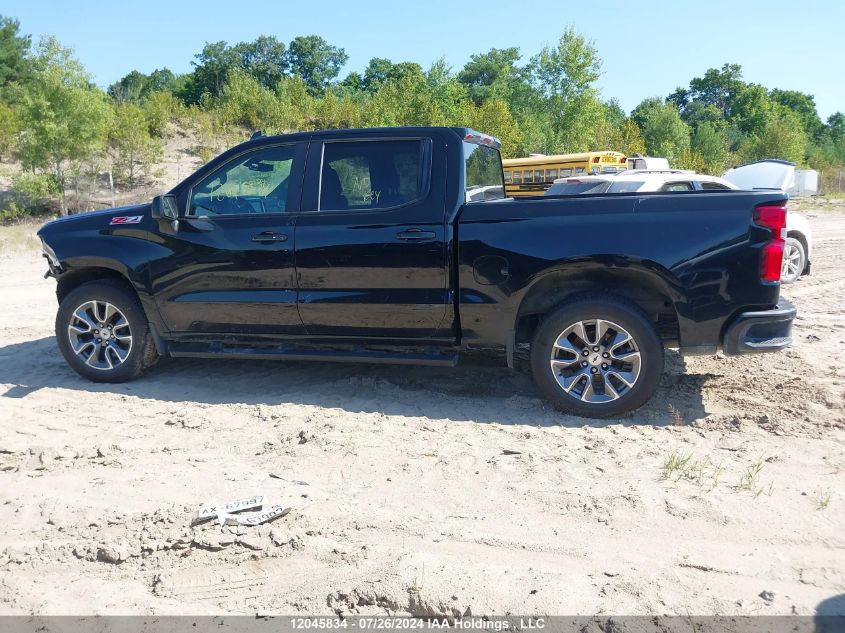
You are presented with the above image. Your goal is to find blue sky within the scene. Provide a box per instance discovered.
[5,0,843,119]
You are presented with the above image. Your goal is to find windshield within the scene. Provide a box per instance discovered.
[464,142,504,203]
[545,180,608,195]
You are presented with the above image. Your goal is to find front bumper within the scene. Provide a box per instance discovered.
[722,299,796,355]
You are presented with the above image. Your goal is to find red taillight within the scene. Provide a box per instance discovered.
[754,205,787,236]
[619,157,626,163]
[760,242,784,282]
[753,204,787,282]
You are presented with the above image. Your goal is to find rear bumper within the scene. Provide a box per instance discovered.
[722,299,796,355]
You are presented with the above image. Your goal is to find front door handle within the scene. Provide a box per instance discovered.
[396,228,436,242]
[251,231,288,243]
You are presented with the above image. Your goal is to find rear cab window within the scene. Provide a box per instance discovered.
[463,138,504,203]
[319,140,426,211]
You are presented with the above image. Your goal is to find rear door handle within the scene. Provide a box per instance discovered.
[396,229,436,242]
[251,231,288,243]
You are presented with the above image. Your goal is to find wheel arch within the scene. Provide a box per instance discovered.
[513,262,682,349]
[54,264,167,349]
[56,266,135,304]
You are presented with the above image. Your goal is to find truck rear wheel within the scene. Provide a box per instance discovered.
[530,295,663,418]
[56,280,157,383]
[780,237,805,284]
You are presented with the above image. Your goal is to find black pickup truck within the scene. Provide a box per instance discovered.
[37,127,795,418]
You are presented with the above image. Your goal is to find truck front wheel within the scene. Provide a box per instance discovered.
[56,280,157,383]
[529,295,663,419]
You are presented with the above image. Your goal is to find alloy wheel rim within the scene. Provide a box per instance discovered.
[781,243,801,279]
[549,319,641,403]
[67,300,133,371]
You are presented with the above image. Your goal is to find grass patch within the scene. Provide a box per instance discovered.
[661,452,723,492]
[660,453,780,497]
[735,459,773,497]
[818,489,832,510]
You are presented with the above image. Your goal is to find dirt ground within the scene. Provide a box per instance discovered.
[0,205,843,617]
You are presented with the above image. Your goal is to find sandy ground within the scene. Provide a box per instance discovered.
[0,207,843,618]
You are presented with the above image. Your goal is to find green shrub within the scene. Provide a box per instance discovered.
[12,170,59,201]
[218,69,283,131]
[0,201,28,223]
[0,102,20,161]
[143,90,182,137]
[1,171,58,222]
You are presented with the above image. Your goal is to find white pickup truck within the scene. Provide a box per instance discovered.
[546,161,813,283]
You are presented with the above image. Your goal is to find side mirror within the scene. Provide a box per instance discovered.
[151,194,179,220]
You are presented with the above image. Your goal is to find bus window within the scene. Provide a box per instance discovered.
[546,169,558,180]
[575,167,585,175]
[524,171,534,184]
[535,170,545,182]
[513,170,522,184]
[504,171,512,184]
[560,168,572,177]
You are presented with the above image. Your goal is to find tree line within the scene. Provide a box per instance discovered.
[1,15,843,217]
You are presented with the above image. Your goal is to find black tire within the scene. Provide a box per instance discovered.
[56,280,157,383]
[529,294,663,419]
[781,237,805,284]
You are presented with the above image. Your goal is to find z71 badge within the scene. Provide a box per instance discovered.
[110,215,143,225]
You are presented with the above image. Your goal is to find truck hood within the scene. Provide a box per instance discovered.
[722,160,795,192]
[37,203,151,236]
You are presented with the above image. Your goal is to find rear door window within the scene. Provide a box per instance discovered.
[320,140,425,211]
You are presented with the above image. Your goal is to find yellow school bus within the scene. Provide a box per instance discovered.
[502,151,628,196]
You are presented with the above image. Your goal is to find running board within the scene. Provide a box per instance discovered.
[168,343,459,367]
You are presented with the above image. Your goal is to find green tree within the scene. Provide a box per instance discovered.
[0,15,31,90]
[691,121,729,173]
[108,68,178,103]
[109,101,163,184]
[361,57,424,92]
[529,27,601,101]
[457,47,521,105]
[424,58,469,126]
[769,89,823,140]
[218,69,282,131]
[731,84,773,137]
[108,69,148,102]
[679,63,745,119]
[275,75,315,130]
[0,100,19,159]
[285,35,348,95]
[462,98,523,157]
[594,113,646,156]
[232,35,288,89]
[16,37,112,214]
[828,112,845,143]
[632,98,691,165]
[744,106,807,164]
[188,40,241,101]
[142,90,181,137]
[527,27,603,153]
